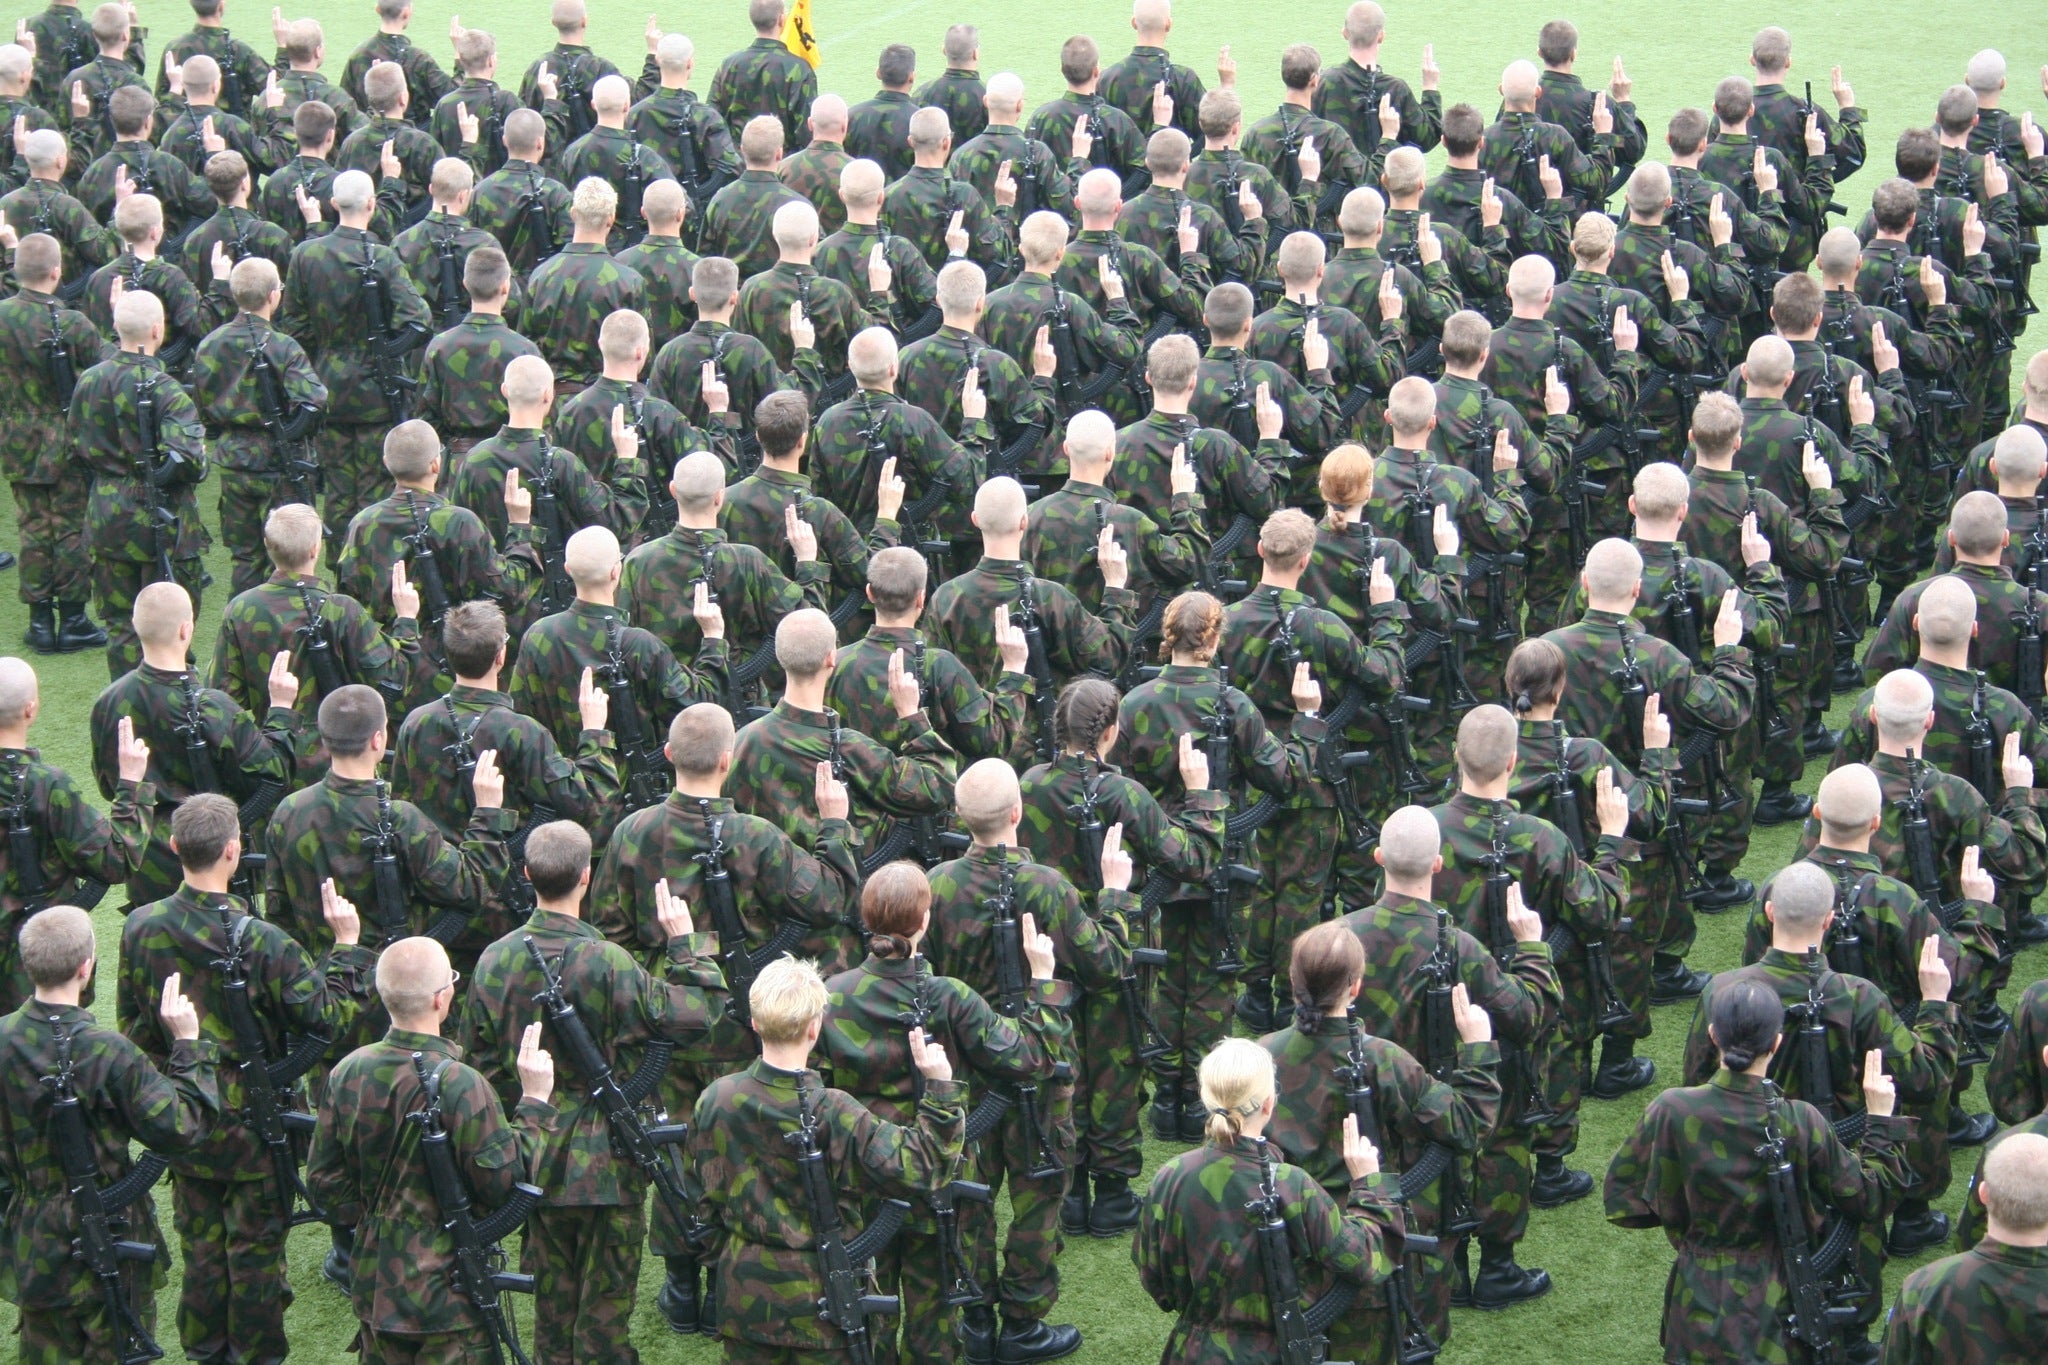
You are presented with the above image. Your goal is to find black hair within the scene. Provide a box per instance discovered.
[1710,978,1785,1072]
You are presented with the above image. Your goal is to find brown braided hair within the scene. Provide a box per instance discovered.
[860,860,930,959]
[1159,590,1222,664]
[1054,677,1120,759]
[1288,921,1364,1034]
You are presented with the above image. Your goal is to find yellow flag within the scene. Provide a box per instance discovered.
[782,0,818,68]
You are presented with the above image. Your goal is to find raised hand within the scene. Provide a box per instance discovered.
[321,879,361,947]
[160,971,200,1041]
[577,665,609,732]
[814,760,850,820]
[1100,820,1133,890]
[517,1021,555,1102]
[1177,732,1210,792]
[115,715,151,784]
[470,748,504,810]
[1504,882,1542,943]
[1451,982,1492,1043]
[1020,911,1057,980]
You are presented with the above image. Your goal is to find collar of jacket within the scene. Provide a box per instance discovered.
[522,907,600,940]
[382,1027,460,1061]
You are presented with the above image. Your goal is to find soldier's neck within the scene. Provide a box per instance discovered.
[874,611,919,630]
[576,588,617,607]
[973,828,1022,850]
[572,229,609,246]
[1442,363,1483,381]
[981,537,1023,560]
[2000,484,2037,500]
[1692,453,1734,472]
[1919,643,1970,670]
[1282,92,1312,110]
[1381,876,1432,901]
[535,897,582,918]
[1745,384,1789,403]
[1519,701,1558,720]
[1151,394,1191,415]
[1635,521,1681,544]
[1769,934,1824,957]
[1669,151,1703,168]
[395,477,436,494]
[32,982,85,1009]
[184,867,233,895]
[760,454,802,474]
[844,209,880,226]
[601,364,641,382]
[1817,832,1874,856]
[1258,569,1302,592]
[1388,193,1421,210]
[782,676,829,711]
[329,754,381,781]
[1988,1216,2048,1249]
[454,669,499,691]
[697,308,735,325]
[140,646,190,671]
[759,1040,812,1071]
[1459,778,1510,801]
[1778,325,1819,343]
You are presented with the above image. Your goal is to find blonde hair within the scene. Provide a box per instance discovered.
[1199,1037,1275,1145]
[1319,444,1374,529]
[749,955,826,1044]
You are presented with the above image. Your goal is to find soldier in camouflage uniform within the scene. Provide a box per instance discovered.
[415,246,538,456]
[915,24,986,143]
[1189,90,1324,255]
[1134,1035,1406,1365]
[1248,232,1405,461]
[1025,409,1205,617]
[1740,27,1867,268]
[1429,706,1631,1256]
[1194,282,1342,470]
[1605,975,1912,1365]
[1528,24,1645,189]
[336,60,459,222]
[177,150,292,283]
[334,419,545,666]
[1059,168,1209,370]
[883,106,1016,278]
[1024,37,1147,198]
[0,905,217,1365]
[951,73,1084,227]
[306,935,557,1360]
[0,233,109,652]
[925,756,1135,1361]
[1663,106,1797,289]
[71,287,211,679]
[1265,920,1503,1364]
[209,503,423,784]
[1683,859,1960,1361]
[0,657,154,1011]
[263,683,511,985]
[586,701,859,1330]
[776,93,852,236]
[1340,804,1560,1314]
[1018,677,1226,1240]
[278,167,431,549]
[270,19,362,150]
[0,43,60,196]
[89,582,297,905]
[1311,4,1439,158]
[1694,77,1835,294]
[818,162,943,350]
[252,101,347,246]
[115,793,372,1365]
[75,86,212,235]
[155,53,287,182]
[54,2,147,164]
[818,860,1071,1364]
[468,109,573,278]
[391,601,619,949]
[427,27,522,176]
[1882,1130,2048,1363]
[899,260,1058,486]
[685,955,965,1357]
[729,609,958,942]
[27,0,144,110]
[614,179,699,352]
[1240,44,1380,243]
[828,544,1030,767]
[631,31,740,219]
[1097,0,1219,141]
[1482,60,1614,216]
[188,257,325,594]
[1680,391,1848,827]
[1379,147,1509,324]
[707,0,816,150]
[845,43,919,182]
[338,0,452,130]
[1217,508,1406,1032]
[648,254,799,446]
[558,75,675,252]
[391,158,513,333]
[512,0,619,139]
[736,198,879,391]
[525,177,645,393]
[1120,128,1265,289]
[1541,537,1756,1076]
[82,194,231,371]
[461,819,727,1365]
[1,129,113,283]
[1422,104,1574,272]
[700,115,807,282]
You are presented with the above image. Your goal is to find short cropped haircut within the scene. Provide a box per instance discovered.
[749,956,826,1044]
[441,600,508,679]
[19,905,94,988]
[523,821,591,901]
[317,685,386,758]
[171,793,240,871]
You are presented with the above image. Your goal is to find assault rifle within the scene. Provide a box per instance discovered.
[516,169,562,263]
[41,1023,169,1365]
[292,583,347,700]
[248,336,321,508]
[357,246,427,423]
[525,454,574,613]
[1337,1015,1441,1364]
[786,1080,912,1365]
[401,491,453,631]
[1541,729,1630,1030]
[40,301,79,404]
[1046,286,1124,412]
[172,672,283,904]
[406,1053,542,1365]
[597,613,669,810]
[1897,751,1956,924]
[987,846,1067,1179]
[4,755,107,912]
[1662,548,1703,663]
[1822,861,1872,982]
[2019,581,2046,724]
[429,226,466,329]
[1013,568,1058,762]
[1068,763,1170,1062]
[1247,1139,1358,1365]
[616,143,650,247]
[524,936,692,1221]
[1222,349,1260,450]
[437,698,549,917]
[895,958,998,1307]
[1757,1082,1862,1365]
[1481,809,1557,1128]
[695,802,805,1029]
[1964,669,1999,800]
[213,906,329,1228]
[133,370,182,584]
[1420,908,1481,1238]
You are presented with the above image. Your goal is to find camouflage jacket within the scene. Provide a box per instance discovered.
[1118,665,1322,820]
[826,625,1032,766]
[880,165,1013,276]
[428,78,526,177]
[339,32,454,130]
[523,244,644,386]
[950,124,1082,225]
[1023,479,1206,612]
[684,1060,962,1349]
[648,320,797,437]
[336,112,457,220]
[729,698,958,858]
[159,102,289,179]
[390,682,621,847]
[1682,464,1848,615]
[1057,227,1209,335]
[613,235,700,349]
[27,2,145,109]
[1117,183,1263,288]
[1731,394,1885,513]
[0,180,118,281]
[115,883,373,1182]
[0,286,111,484]
[627,84,739,206]
[1019,752,1227,895]
[459,909,726,1203]
[811,387,987,538]
[735,260,879,377]
[698,169,805,280]
[1312,61,1440,157]
[554,377,738,514]
[1863,563,2048,702]
[1987,979,2048,1124]
[707,37,818,150]
[263,770,513,956]
[1603,1069,1908,1364]
[178,205,295,281]
[1339,891,1560,1058]
[915,69,988,144]
[1134,1136,1401,1359]
[448,425,647,559]
[277,225,432,425]
[1218,583,1406,736]
[469,160,574,277]
[1111,410,1290,549]
[1541,608,1757,773]
[1023,93,1146,192]
[155,25,269,120]
[506,599,728,758]
[0,751,153,1011]
[70,349,212,564]
[305,1029,552,1336]
[618,523,825,668]
[1880,1237,2048,1364]
[1831,661,2048,799]
[188,314,327,475]
[897,324,1059,477]
[82,251,230,360]
[1428,791,1630,975]
[814,221,940,337]
[76,139,213,230]
[590,791,860,967]
[334,488,544,637]
[721,464,900,613]
[392,212,512,330]
[845,89,919,182]
[1099,46,1206,140]
[1191,344,1342,459]
[1242,105,1378,226]
[1246,297,1406,442]
[924,555,1137,688]
[1478,110,1612,212]
[0,1002,215,1309]
[417,312,542,439]
[924,842,1132,996]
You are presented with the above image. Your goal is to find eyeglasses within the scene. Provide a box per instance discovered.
[438,969,462,993]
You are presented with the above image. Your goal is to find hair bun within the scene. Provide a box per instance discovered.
[1721,1046,1756,1071]
[1513,690,1534,714]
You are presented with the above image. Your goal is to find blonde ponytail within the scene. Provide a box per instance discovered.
[1198,1037,1275,1146]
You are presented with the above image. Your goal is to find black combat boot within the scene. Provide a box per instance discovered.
[323,1223,354,1289]
[1591,1035,1656,1099]
[1887,1199,1951,1257]
[21,600,54,654]
[1650,953,1711,1004]
[996,1315,1082,1362]
[1087,1174,1141,1236]
[1060,1167,1091,1235]
[1802,717,1839,758]
[1948,1109,1997,1148]
[658,1255,699,1333]
[53,601,106,651]
[698,1264,719,1337]
[1530,1154,1593,1208]
[1177,1083,1209,1143]
[1470,1237,1551,1308]
[1149,1089,1183,1143]
[1752,784,1812,826]
[1690,874,1755,913]
[962,1305,997,1364]
[1234,976,1274,1034]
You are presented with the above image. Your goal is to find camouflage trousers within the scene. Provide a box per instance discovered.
[1528,1029,1593,1164]
[651,1056,730,1257]
[170,1171,290,1364]
[358,1329,502,1363]
[92,554,206,681]
[1762,608,1831,787]
[721,1346,863,1361]
[962,1078,1077,1320]
[1472,1089,1535,1245]
[16,1270,160,1365]
[220,464,320,596]
[1611,853,1675,1040]
[1074,971,1150,1180]
[1326,1253,1457,1365]
[1698,727,1761,888]
[10,477,89,604]
[872,1215,967,1365]
[523,1200,647,1365]
[1150,895,1238,1105]
[1902,1089,1955,1205]
[1242,810,1342,991]
[320,424,392,564]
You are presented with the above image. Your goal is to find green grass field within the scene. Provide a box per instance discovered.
[3,0,2047,1359]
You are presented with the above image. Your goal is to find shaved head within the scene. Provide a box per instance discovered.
[775,607,837,679]
[1816,763,1882,840]
[1377,805,1440,880]
[377,937,453,1022]
[1767,860,1835,937]
[1500,60,1540,104]
[1983,1132,2048,1233]
[1917,575,1978,649]
[974,476,1027,533]
[1746,334,1795,389]
[0,657,37,727]
[1873,669,1935,745]
[1507,253,1554,305]
[564,525,621,585]
[1455,704,1518,782]
[1065,409,1115,468]
[1583,538,1644,600]
[956,757,1021,835]
[1994,424,2048,488]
